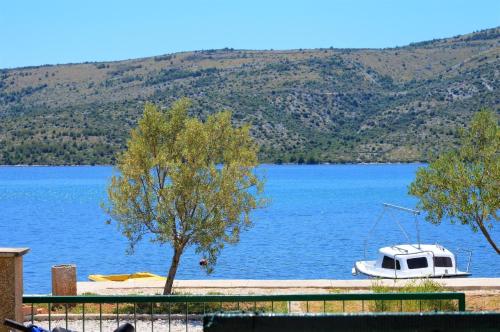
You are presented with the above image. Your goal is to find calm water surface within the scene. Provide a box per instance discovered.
[0,165,498,293]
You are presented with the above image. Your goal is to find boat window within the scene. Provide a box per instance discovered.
[434,256,453,267]
[407,257,428,269]
[382,256,401,270]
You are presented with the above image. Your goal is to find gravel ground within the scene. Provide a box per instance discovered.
[91,287,499,311]
[32,319,203,332]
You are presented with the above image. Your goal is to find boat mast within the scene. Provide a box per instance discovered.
[382,203,421,248]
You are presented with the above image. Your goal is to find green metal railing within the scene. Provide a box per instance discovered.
[23,292,465,331]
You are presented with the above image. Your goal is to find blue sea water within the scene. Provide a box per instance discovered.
[0,164,498,294]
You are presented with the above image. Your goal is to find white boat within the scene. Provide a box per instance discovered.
[352,203,472,279]
[352,243,471,278]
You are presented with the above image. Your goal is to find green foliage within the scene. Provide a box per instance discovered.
[409,109,499,253]
[104,99,265,293]
[370,279,456,312]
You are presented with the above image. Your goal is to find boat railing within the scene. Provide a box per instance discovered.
[455,248,472,274]
[392,246,409,253]
[393,250,436,279]
[382,203,420,215]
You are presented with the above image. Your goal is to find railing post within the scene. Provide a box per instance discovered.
[458,293,466,312]
[0,248,29,332]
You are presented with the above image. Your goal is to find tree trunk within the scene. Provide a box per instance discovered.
[476,217,500,254]
[163,246,183,295]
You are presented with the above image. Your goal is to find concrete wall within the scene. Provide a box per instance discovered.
[0,248,29,332]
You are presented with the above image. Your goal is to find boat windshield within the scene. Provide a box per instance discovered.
[381,256,401,270]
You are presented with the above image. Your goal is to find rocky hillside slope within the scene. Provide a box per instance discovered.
[0,27,498,164]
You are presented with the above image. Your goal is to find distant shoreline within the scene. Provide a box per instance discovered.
[0,162,427,167]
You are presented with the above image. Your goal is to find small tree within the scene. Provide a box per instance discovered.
[409,109,499,254]
[105,99,265,294]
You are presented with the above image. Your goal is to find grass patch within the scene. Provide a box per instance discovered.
[370,279,457,312]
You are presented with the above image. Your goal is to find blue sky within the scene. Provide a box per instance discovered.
[1,0,498,68]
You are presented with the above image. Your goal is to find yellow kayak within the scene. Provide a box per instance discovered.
[88,272,166,282]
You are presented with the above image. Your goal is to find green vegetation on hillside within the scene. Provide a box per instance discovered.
[0,28,499,165]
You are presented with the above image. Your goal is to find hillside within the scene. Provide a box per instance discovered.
[0,28,498,165]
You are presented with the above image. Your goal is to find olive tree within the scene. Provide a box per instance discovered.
[409,109,499,253]
[105,99,265,294]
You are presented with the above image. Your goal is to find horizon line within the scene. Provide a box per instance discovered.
[2,25,498,71]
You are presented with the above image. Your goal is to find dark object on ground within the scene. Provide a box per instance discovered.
[199,259,208,266]
[4,319,33,332]
[114,323,135,332]
[4,319,134,332]
[203,312,500,332]
[4,319,51,332]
